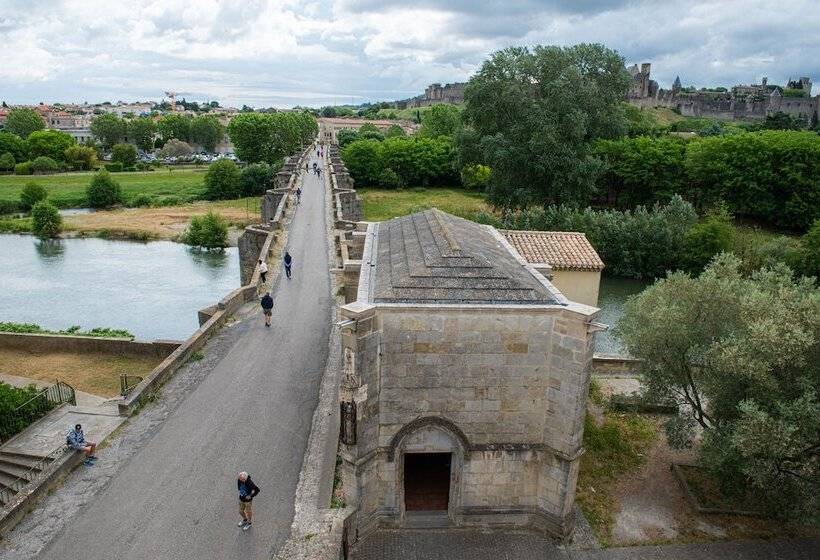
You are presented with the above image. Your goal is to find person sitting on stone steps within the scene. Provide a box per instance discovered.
[67,423,98,465]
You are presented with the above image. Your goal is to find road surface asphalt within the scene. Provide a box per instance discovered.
[39,155,331,560]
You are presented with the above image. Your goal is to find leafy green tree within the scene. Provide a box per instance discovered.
[86,170,123,208]
[157,139,193,158]
[0,132,27,162]
[20,182,48,210]
[90,113,126,148]
[462,43,630,208]
[240,162,276,196]
[681,206,735,273]
[5,108,45,138]
[384,124,406,138]
[128,117,157,152]
[182,211,228,248]
[797,219,820,277]
[460,164,491,190]
[227,112,316,164]
[336,129,360,148]
[31,201,62,238]
[760,111,806,131]
[190,115,224,152]
[380,136,457,186]
[204,159,241,200]
[0,152,15,172]
[377,168,403,189]
[14,161,33,175]
[620,103,661,137]
[26,129,74,162]
[616,254,820,521]
[321,106,337,117]
[30,156,59,174]
[157,113,191,142]
[64,145,97,170]
[419,104,462,138]
[593,136,687,207]
[111,143,138,167]
[341,140,384,186]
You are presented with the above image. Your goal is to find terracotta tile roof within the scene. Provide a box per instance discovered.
[500,230,604,272]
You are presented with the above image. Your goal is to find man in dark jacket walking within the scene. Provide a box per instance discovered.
[283,251,292,279]
[237,471,260,531]
[260,291,273,327]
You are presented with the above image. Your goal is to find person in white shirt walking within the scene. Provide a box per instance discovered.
[258,259,268,283]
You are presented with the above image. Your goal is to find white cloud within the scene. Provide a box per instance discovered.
[0,0,818,106]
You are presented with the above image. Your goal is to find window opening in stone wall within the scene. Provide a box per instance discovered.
[404,452,451,511]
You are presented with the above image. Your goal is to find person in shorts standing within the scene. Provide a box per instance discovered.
[237,471,260,530]
[260,291,273,327]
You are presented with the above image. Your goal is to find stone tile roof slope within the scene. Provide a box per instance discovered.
[500,230,604,272]
[371,210,558,305]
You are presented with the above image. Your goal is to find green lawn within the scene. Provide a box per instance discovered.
[357,187,492,222]
[0,168,207,209]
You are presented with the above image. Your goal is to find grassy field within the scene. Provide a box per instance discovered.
[0,167,207,208]
[357,187,492,222]
[0,348,163,397]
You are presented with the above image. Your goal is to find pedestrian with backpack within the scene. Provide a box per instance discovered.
[260,291,273,327]
[237,471,260,531]
[67,424,98,465]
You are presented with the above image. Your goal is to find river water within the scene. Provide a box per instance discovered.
[0,234,238,341]
[595,276,651,355]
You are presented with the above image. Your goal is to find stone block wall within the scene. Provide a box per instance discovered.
[338,191,362,222]
[237,226,269,285]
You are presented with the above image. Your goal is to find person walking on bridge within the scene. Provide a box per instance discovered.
[258,259,268,283]
[260,291,273,327]
[283,251,293,279]
[237,471,260,531]
[296,187,301,204]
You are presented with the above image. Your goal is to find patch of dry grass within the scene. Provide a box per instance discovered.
[0,349,163,398]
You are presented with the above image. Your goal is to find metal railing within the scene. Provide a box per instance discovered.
[0,381,76,443]
[120,374,143,396]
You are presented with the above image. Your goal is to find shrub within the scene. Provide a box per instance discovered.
[460,164,491,190]
[182,211,228,248]
[14,161,33,175]
[128,194,153,208]
[240,162,275,196]
[0,382,57,442]
[377,168,403,189]
[31,201,62,238]
[20,182,48,211]
[30,156,59,174]
[122,166,136,172]
[111,143,138,167]
[681,206,735,273]
[204,159,242,200]
[86,170,123,208]
[797,219,820,277]
[0,200,21,215]
[0,152,15,172]
[153,195,182,207]
[104,162,123,172]
[26,129,74,162]
[135,162,153,171]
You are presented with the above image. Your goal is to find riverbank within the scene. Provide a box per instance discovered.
[0,198,260,243]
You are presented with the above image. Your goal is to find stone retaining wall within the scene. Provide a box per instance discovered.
[0,333,179,358]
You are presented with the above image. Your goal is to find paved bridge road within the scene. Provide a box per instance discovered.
[38,156,331,560]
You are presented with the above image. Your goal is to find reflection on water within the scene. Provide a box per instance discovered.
[595,276,651,355]
[0,234,238,340]
[35,238,66,260]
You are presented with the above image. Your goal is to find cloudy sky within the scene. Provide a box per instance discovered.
[1,0,818,108]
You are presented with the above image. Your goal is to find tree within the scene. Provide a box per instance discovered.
[227,112,316,164]
[384,124,406,138]
[760,111,806,131]
[460,164,491,190]
[31,201,62,237]
[190,115,224,152]
[681,206,735,273]
[111,143,138,167]
[240,162,275,196]
[182,211,228,248]
[20,182,48,211]
[90,113,126,149]
[616,254,820,521]
[462,43,630,208]
[0,152,15,172]
[0,132,27,162]
[336,129,359,148]
[341,140,384,186]
[26,129,74,162]
[157,139,193,158]
[86,170,123,208]
[419,104,462,138]
[797,219,820,277]
[5,108,45,139]
[157,113,191,142]
[30,156,60,174]
[64,145,98,170]
[128,117,156,152]
[321,106,337,117]
[204,159,241,200]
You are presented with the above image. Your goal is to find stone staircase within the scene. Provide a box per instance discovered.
[0,450,58,508]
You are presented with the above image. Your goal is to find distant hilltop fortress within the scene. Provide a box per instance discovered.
[395,82,466,109]
[627,63,819,124]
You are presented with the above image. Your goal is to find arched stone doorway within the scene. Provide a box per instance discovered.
[390,417,468,525]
